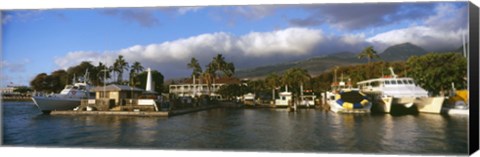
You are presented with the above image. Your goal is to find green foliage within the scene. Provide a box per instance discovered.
[217,83,251,100]
[67,61,97,84]
[135,70,164,93]
[13,86,33,94]
[187,57,202,77]
[248,79,269,94]
[113,55,129,83]
[209,54,235,78]
[129,61,144,86]
[96,62,111,85]
[281,68,310,95]
[30,73,48,92]
[357,46,380,63]
[406,52,467,95]
[29,70,69,93]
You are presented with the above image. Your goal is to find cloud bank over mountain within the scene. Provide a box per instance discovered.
[53,3,467,79]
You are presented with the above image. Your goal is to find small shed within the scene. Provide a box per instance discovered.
[91,84,144,106]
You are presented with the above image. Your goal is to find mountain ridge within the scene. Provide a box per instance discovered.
[235,42,461,79]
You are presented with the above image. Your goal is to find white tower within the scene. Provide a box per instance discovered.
[146,68,153,92]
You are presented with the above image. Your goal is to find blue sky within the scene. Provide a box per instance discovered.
[1,2,469,87]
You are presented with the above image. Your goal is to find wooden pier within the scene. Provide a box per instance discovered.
[51,104,220,117]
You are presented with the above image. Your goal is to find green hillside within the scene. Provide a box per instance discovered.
[235,42,461,79]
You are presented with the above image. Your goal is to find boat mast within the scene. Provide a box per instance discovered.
[388,67,397,78]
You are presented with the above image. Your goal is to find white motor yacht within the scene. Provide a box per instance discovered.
[32,72,93,114]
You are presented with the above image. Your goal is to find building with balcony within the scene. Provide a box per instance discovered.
[169,77,241,99]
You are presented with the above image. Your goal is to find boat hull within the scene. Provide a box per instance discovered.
[328,100,371,113]
[413,97,445,114]
[371,96,444,114]
[31,96,81,113]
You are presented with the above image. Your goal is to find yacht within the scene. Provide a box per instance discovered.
[356,67,445,114]
[32,72,93,114]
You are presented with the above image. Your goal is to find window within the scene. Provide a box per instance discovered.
[99,92,109,98]
[390,80,397,84]
[384,81,390,85]
[408,80,414,84]
[397,80,403,84]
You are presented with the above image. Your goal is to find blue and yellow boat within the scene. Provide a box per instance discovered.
[326,89,372,113]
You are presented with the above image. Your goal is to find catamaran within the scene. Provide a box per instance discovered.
[356,67,445,114]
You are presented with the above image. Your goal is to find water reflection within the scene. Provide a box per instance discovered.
[2,102,469,155]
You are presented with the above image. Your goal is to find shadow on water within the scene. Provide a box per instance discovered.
[389,105,419,116]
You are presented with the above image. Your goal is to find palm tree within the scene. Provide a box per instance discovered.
[96,62,111,85]
[129,61,144,86]
[282,68,311,101]
[109,65,116,84]
[265,73,280,101]
[187,57,202,78]
[114,55,129,83]
[212,54,226,70]
[223,62,235,77]
[202,63,216,95]
[357,46,380,64]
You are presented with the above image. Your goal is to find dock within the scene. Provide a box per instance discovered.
[51,104,220,117]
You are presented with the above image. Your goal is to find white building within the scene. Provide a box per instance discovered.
[169,77,240,99]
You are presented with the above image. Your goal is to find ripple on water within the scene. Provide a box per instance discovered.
[1,102,469,155]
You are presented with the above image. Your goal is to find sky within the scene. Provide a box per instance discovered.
[1,1,469,87]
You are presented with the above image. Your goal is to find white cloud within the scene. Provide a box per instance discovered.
[237,28,323,57]
[340,33,366,46]
[54,51,116,70]
[177,7,203,15]
[1,59,30,73]
[232,6,276,20]
[366,3,467,52]
[54,27,326,78]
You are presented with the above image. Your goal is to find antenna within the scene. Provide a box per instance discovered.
[462,33,467,58]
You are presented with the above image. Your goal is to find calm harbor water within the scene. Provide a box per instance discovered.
[2,101,469,155]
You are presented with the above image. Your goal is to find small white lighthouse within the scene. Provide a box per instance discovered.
[146,68,153,92]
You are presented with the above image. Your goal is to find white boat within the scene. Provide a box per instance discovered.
[441,89,469,115]
[242,93,256,105]
[357,67,445,114]
[298,89,316,108]
[275,91,292,107]
[32,72,93,114]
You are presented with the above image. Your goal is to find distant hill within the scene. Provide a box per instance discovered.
[235,42,462,79]
[235,51,363,79]
[379,42,427,61]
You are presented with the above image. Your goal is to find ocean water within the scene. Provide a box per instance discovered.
[2,101,469,155]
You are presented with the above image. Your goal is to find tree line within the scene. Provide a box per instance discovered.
[213,46,467,99]
[185,54,235,94]
[30,55,164,93]
[30,46,467,97]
